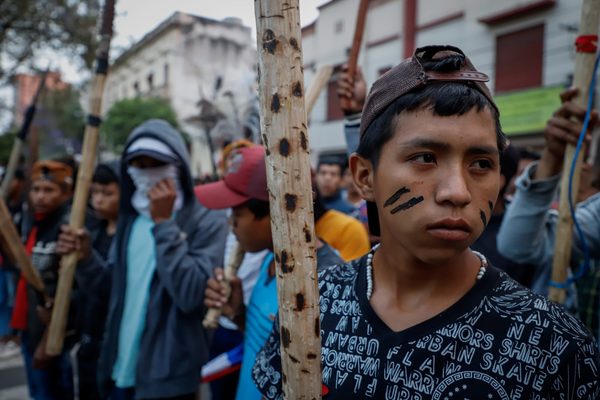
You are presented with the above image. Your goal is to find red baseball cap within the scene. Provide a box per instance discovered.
[195,145,269,209]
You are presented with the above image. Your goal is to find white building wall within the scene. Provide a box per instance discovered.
[103,12,256,177]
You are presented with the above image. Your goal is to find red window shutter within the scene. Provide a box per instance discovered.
[495,24,544,92]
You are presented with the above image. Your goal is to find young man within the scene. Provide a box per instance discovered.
[11,160,76,400]
[77,162,120,400]
[252,45,600,398]
[498,87,600,343]
[197,145,343,400]
[316,156,354,215]
[58,119,228,399]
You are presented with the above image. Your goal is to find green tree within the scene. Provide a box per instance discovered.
[102,97,179,152]
[0,0,100,83]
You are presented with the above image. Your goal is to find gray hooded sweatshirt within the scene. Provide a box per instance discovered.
[76,119,228,398]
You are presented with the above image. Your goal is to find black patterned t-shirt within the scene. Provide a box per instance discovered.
[252,256,600,399]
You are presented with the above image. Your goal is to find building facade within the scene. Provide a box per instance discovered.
[12,71,69,127]
[103,12,257,177]
[302,0,590,159]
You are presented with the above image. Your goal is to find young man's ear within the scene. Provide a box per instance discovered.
[349,154,375,201]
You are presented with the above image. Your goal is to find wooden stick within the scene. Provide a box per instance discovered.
[305,65,333,116]
[340,0,369,110]
[203,242,245,329]
[254,1,322,398]
[0,199,44,292]
[46,0,116,356]
[1,69,48,200]
[549,0,600,303]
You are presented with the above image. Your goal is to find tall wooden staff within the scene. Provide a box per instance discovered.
[202,242,245,329]
[0,199,44,293]
[46,0,116,355]
[549,0,600,303]
[254,1,322,398]
[305,65,334,116]
[0,69,48,200]
[339,0,369,110]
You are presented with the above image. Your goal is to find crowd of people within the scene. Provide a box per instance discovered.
[0,44,599,399]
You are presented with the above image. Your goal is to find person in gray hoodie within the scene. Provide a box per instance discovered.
[58,119,228,399]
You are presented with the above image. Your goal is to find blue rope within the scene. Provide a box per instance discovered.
[549,52,600,289]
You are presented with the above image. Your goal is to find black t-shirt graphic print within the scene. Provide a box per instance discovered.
[252,256,600,399]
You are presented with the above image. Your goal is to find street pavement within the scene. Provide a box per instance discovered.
[0,350,209,400]
[0,350,28,400]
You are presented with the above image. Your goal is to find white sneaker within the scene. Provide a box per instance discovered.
[0,341,20,359]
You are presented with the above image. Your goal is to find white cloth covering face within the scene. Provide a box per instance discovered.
[127,164,184,218]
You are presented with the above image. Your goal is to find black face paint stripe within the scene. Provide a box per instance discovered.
[384,187,410,207]
[390,196,424,214]
[488,201,494,213]
[480,210,487,227]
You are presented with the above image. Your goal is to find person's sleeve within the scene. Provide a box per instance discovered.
[547,336,600,398]
[572,191,600,259]
[152,207,228,313]
[497,162,560,267]
[75,244,113,295]
[252,317,283,400]
[344,113,361,158]
[339,218,370,261]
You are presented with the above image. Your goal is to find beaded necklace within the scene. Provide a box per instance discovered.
[365,244,488,301]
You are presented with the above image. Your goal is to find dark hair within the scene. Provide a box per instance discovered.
[357,56,506,168]
[244,198,270,219]
[317,155,345,175]
[499,145,520,197]
[517,148,541,161]
[93,164,119,185]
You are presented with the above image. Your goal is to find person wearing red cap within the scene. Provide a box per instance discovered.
[252,45,600,399]
[197,144,342,400]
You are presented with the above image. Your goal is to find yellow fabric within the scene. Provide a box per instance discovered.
[315,210,370,262]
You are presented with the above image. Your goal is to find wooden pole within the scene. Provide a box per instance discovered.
[0,199,44,292]
[46,0,116,356]
[339,0,369,110]
[0,69,48,200]
[254,1,322,398]
[549,0,600,303]
[202,242,245,329]
[305,65,334,116]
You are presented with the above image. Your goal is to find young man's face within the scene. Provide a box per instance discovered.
[229,204,272,253]
[316,163,343,197]
[353,107,500,264]
[91,182,120,221]
[30,180,71,214]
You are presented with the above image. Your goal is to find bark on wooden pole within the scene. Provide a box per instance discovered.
[339,0,369,110]
[305,65,333,116]
[0,199,45,293]
[254,1,322,398]
[203,242,245,329]
[46,0,116,355]
[549,0,600,303]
